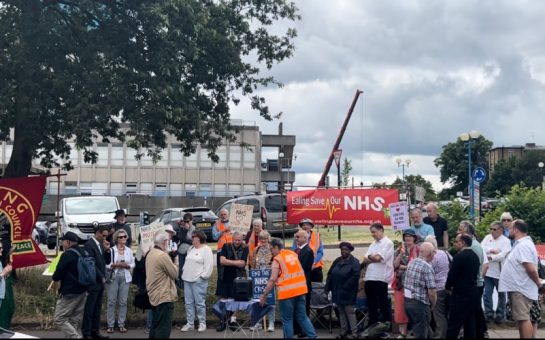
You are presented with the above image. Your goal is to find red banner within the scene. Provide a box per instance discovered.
[0,176,48,269]
[536,245,545,261]
[287,188,399,225]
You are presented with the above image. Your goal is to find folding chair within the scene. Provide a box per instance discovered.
[309,282,334,333]
[354,296,369,333]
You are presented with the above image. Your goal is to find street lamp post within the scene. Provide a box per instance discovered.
[539,162,545,190]
[396,158,411,204]
[460,130,480,224]
[278,151,286,245]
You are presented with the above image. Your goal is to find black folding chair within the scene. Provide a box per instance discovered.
[309,282,334,333]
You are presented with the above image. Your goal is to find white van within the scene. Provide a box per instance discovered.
[57,196,120,242]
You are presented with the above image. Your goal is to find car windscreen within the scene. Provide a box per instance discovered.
[65,198,118,215]
[265,195,287,212]
[186,209,218,219]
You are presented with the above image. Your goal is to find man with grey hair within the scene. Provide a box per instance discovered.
[293,229,314,338]
[403,242,437,338]
[423,202,449,249]
[146,231,179,338]
[216,231,249,331]
[409,208,435,241]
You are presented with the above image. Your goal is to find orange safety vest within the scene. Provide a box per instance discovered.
[216,221,232,251]
[308,230,324,269]
[247,231,259,267]
[274,249,308,300]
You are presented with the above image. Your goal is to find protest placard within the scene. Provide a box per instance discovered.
[229,203,253,234]
[388,201,409,231]
[139,221,165,253]
[249,268,275,305]
[42,252,63,276]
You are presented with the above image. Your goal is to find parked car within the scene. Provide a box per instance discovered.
[216,193,298,237]
[148,207,218,240]
[33,221,49,244]
[46,222,58,250]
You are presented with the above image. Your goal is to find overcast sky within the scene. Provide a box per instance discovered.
[231,1,545,192]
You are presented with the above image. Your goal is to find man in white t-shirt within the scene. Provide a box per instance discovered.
[499,219,540,339]
[481,221,512,324]
[362,222,394,327]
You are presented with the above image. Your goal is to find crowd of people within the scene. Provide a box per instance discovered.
[48,205,544,339]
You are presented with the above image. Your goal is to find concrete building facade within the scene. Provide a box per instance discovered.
[0,121,296,198]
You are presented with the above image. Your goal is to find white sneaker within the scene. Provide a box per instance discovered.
[230,316,237,323]
[181,324,194,332]
[198,323,206,332]
[249,323,262,331]
[267,324,275,332]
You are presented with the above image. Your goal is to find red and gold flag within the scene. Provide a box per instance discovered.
[0,176,48,269]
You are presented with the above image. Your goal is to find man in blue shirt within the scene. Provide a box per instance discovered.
[409,209,435,242]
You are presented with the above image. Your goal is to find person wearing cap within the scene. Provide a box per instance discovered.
[393,229,420,338]
[292,218,324,282]
[111,209,132,248]
[52,231,87,338]
[325,242,360,338]
[176,212,195,278]
[105,229,135,334]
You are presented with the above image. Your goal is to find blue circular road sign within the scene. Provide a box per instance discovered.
[473,167,486,183]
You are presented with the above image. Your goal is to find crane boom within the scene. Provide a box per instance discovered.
[317,89,363,187]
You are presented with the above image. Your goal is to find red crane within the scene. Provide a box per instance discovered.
[317,89,363,187]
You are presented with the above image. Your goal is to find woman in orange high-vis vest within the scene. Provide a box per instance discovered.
[259,238,317,339]
[292,218,324,282]
[246,218,264,268]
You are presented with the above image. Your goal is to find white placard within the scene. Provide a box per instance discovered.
[228,203,253,234]
[139,221,165,254]
[389,201,410,231]
[414,186,425,202]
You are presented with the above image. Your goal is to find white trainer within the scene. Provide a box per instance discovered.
[198,323,206,332]
[249,323,262,331]
[267,324,275,332]
[181,324,194,332]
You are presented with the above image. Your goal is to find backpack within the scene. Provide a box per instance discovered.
[67,248,96,287]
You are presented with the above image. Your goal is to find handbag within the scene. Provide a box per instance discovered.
[133,289,152,310]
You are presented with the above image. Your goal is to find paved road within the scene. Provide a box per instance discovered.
[13,325,544,339]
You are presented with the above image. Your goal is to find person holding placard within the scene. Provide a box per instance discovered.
[249,230,276,332]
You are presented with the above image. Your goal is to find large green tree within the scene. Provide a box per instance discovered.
[0,0,299,178]
[434,135,493,197]
[485,150,545,197]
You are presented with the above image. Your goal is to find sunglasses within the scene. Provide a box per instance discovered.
[502,219,512,222]
[117,235,127,239]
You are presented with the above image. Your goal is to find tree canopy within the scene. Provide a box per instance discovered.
[391,174,437,202]
[434,135,493,197]
[0,0,299,178]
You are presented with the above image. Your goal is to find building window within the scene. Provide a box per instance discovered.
[170,183,183,196]
[80,182,93,195]
[4,144,12,161]
[126,148,139,167]
[228,184,241,195]
[140,152,153,167]
[200,148,212,168]
[48,181,59,195]
[185,183,197,197]
[64,181,78,195]
[96,145,109,166]
[243,184,256,194]
[110,183,123,195]
[215,146,227,168]
[214,184,227,196]
[229,146,241,168]
[111,145,124,167]
[199,183,211,197]
[170,147,183,167]
[125,183,137,194]
[153,184,168,196]
[243,149,256,169]
[508,150,514,158]
[155,149,168,168]
[140,183,153,194]
[68,143,79,166]
[185,152,197,168]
